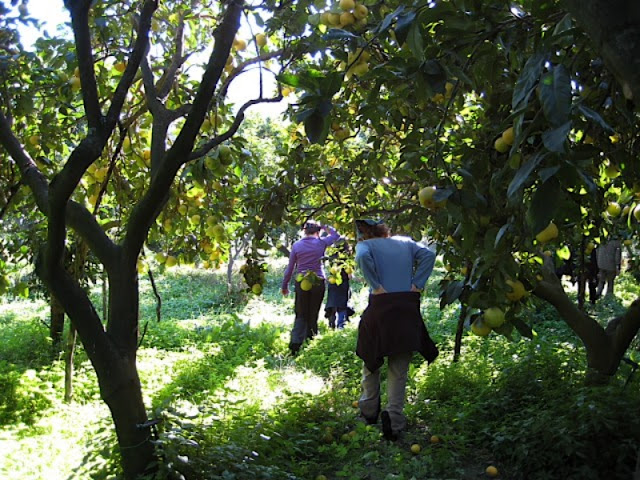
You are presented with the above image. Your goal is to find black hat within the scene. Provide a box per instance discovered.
[303,220,321,234]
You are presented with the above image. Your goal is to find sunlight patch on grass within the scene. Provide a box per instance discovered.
[138,347,203,401]
[0,398,109,479]
[223,359,327,411]
[0,297,48,320]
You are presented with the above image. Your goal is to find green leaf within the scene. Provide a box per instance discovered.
[542,121,571,152]
[323,29,358,41]
[552,13,573,37]
[406,22,425,62]
[394,11,416,46]
[528,179,561,233]
[441,280,464,308]
[539,65,571,127]
[376,5,406,34]
[576,104,614,133]
[538,165,561,184]
[511,317,534,339]
[495,223,510,248]
[507,152,545,199]
[557,245,571,261]
[512,54,545,110]
[304,111,329,145]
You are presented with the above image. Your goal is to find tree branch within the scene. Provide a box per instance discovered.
[122,0,243,256]
[66,0,102,129]
[190,96,283,159]
[609,297,640,362]
[532,263,610,360]
[105,0,158,130]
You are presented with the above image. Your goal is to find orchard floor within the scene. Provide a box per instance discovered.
[1,259,639,479]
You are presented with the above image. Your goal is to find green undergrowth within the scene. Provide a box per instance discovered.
[0,263,639,480]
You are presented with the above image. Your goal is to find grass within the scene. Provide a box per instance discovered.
[0,257,639,479]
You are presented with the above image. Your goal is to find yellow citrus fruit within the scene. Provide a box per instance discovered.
[165,255,178,267]
[471,318,491,336]
[410,444,421,454]
[256,33,267,47]
[339,11,355,26]
[418,186,437,207]
[494,136,509,153]
[69,75,81,91]
[252,284,262,295]
[535,221,559,243]
[606,202,621,217]
[486,465,499,477]
[353,4,368,19]
[328,13,341,25]
[339,0,355,10]
[605,164,620,178]
[505,279,526,302]
[430,435,440,444]
[114,61,127,73]
[501,127,515,145]
[483,307,506,328]
[300,279,313,291]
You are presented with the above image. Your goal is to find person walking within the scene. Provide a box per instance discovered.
[354,219,438,441]
[282,220,340,355]
[325,267,353,329]
[596,237,622,299]
[325,240,353,329]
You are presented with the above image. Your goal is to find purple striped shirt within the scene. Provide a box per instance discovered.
[282,226,340,289]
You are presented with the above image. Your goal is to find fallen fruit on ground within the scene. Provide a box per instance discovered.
[430,435,440,444]
[486,465,499,477]
[410,443,421,454]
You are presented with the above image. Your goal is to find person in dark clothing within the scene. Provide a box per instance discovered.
[354,219,437,441]
[324,240,353,329]
[325,268,352,329]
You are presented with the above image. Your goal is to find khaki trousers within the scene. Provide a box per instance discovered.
[359,351,412,433]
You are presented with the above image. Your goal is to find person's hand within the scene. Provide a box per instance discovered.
[282,288,289,296]
[372,286,387,295]
[411,284,422,293]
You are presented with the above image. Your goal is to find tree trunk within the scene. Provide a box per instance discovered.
[102,268,108,320]
[562,0,640,102]
[50,295,65,355]
[101,357,155,479]
[577,237,586,310]
[64,324,77,403]
[97,261,154,478]
[453,304,467,362]
[533,265,640,384]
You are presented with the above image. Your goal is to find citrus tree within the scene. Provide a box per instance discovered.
[0,0,318,476]
[280,0,640,384]
[2,0,640,476]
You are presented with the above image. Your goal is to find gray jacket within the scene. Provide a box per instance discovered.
[596,240,622,272]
